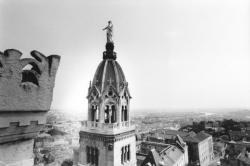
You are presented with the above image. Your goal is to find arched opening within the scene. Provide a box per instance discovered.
[124,106,128,121]
[104,105,110,123]
[90,147,94,164]
[21,63,41,86]
[127,145,130,161]
[121,147,124,164]
[86,146,90,163]
[104,105,117,123]
[91,105,98,122]
[121,106,124,122]
[86,146,99,165]
[95,148,99,166]
[111,105,116,123]
[121,105,128,122]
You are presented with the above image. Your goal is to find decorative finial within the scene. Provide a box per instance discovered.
[102,21,113,43]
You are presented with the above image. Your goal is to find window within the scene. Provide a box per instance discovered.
[121,105,128,122]
[86,146,99,166]
[91,105,98,121]
[86,146,90,163]
[121,144,130,164]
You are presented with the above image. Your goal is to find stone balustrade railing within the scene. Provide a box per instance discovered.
[81,121,131,130]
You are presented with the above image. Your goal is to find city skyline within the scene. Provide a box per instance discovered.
[1,0,249,113]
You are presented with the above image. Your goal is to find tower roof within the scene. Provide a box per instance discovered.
[92,57,126,93]
[91,42,128,94]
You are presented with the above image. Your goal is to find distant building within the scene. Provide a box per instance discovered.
[205,121,224,132]
[146,133,189,164]
[229,130,245,141]
[137,141,188,166]
[186,132,214,166]
[237,147,250,166]
[143,129,213,166]
[213,141,227,158]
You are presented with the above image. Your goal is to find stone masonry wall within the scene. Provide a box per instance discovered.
[0,49,60,165]
[0,49,60,111]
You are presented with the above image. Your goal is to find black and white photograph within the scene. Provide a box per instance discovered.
[0,0,249,166]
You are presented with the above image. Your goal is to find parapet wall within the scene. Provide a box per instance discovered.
[0,49,60,111]
[0,49,60,144]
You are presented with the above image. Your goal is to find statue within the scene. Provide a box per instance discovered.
[103,21,113,43]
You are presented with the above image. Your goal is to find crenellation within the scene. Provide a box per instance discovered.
[0,48,60,165]
[0,111,46,128]
[0,49,60,111]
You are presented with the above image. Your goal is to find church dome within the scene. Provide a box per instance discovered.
[91,43,127,93]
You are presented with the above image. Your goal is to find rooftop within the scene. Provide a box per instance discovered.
[148,129,211,144]
[138,143,185,166]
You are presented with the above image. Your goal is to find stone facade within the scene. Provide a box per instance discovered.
[79,131,136,166]
[76,42,136,166]
[0,49,60,165]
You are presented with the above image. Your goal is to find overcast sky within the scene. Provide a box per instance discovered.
[0,0,249,113]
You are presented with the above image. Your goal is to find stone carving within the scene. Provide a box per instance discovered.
[103,21,113,43]
[0,49,60,111]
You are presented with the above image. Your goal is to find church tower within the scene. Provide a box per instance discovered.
[78,27,136,166]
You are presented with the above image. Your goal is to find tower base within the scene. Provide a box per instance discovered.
[77,129,136,166]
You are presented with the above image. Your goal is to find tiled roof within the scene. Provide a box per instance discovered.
[148,129,211,144]
[160,145,183,165]
[139,141,170,155]
[92,59,127,93]
[184,131,211,143]
[145,145,184,166]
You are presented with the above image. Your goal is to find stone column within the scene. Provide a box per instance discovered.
[88,103,91,121]
[117,99,122,124]
[99,103,105,123]
[109,108,112,124]
[127,99,130,122]
[98,104,101,122]
[121,106,124,122]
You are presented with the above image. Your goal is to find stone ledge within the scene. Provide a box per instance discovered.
[0,124,43,144]
[0,111,47,128]
[0,111,47,144]
[80,129,136,144]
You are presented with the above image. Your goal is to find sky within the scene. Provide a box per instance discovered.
[0,0,250,113]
